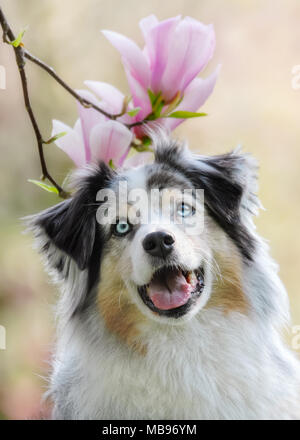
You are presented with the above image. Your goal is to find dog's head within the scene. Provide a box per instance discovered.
[29,136,259,348]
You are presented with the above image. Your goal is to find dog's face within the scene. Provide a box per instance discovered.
[96,164,210,324]
[31,137,258,345]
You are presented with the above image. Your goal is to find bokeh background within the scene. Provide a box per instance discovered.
[0,0,300,419]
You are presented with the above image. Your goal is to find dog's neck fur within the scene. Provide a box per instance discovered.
[48,239,300,420]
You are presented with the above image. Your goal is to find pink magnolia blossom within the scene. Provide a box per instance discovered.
[52,83,151,169]
[52,15,219,172]
[102,15,219,134]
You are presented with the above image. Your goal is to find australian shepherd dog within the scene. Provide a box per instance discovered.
[28,133,300,419]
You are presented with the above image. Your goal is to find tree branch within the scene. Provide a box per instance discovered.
[0,7,152,197]
[24,50,145,127]
[23,51,148,127]
[24,51,120,120]
[0,7,68,198]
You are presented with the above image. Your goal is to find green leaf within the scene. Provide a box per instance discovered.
[154,100,164,119]
[108,159,116,170]
[141,136,152,146]
[167,111,207,119]
[148,89,164,110]
[44,131,67,144]
[28,179,59,194]
[133,144,153,153]
[152,93,164,116]
[9,27,27,48]
[147,89,157,106]
[145,113,156,121]
[127,107,141,117]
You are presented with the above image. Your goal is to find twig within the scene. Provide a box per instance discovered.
[126,120,145,128]
[0,7,68,198]
[0,6,151,198]
[24,51,119,120]
[23,51,148,127]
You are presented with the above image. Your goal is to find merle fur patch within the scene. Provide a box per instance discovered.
[153,141,257,261]
[29,162,115,314]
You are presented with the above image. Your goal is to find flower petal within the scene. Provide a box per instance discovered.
[84,81,133,125]
[180,19,215,90]
[139,14,159,38]
[139,15,181,94]
[52,119,86,167]
[124,67,152,120]
[123,151,153,168]
[76,89,106,162]
[161,19,215,101]
[162,65,220,131]
[84,80,125,115]
[102,30,150,89]
[89,120,133,166]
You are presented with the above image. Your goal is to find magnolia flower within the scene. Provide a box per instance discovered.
[52,84,152,169]
[102,14,219,134]
[51,15,219,174]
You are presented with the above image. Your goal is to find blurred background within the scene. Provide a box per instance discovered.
[0,0,300,419]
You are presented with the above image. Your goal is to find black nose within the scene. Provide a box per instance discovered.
[142,231,175,259]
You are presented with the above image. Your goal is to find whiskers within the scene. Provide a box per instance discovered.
[192,245,242,290]
[193,245,221,279]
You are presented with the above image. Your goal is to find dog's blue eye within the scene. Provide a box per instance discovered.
[177,202,194,217]
[114,220,131,236]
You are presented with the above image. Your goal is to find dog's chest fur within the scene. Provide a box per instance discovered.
[50,305,300,420]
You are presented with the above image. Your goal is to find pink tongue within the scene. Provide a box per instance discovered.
[148,271,192,310]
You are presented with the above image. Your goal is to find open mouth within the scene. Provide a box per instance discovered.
[137,266,205,318]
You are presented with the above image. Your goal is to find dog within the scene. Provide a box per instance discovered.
[28,133,300,419]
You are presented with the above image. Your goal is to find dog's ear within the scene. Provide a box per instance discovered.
[155,141,259,260]
[26,162,115,317]
[27,161,114,273]
[35,194,95,272]
[187,149,260,222]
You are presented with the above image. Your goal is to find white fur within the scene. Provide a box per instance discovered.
[49,288,300,419]
[30,146,300,420]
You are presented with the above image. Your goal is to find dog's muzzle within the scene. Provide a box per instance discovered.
[137,266,205,318]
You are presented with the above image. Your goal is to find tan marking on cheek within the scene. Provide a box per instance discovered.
[205,239,248,315]
[97,254,147,355]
